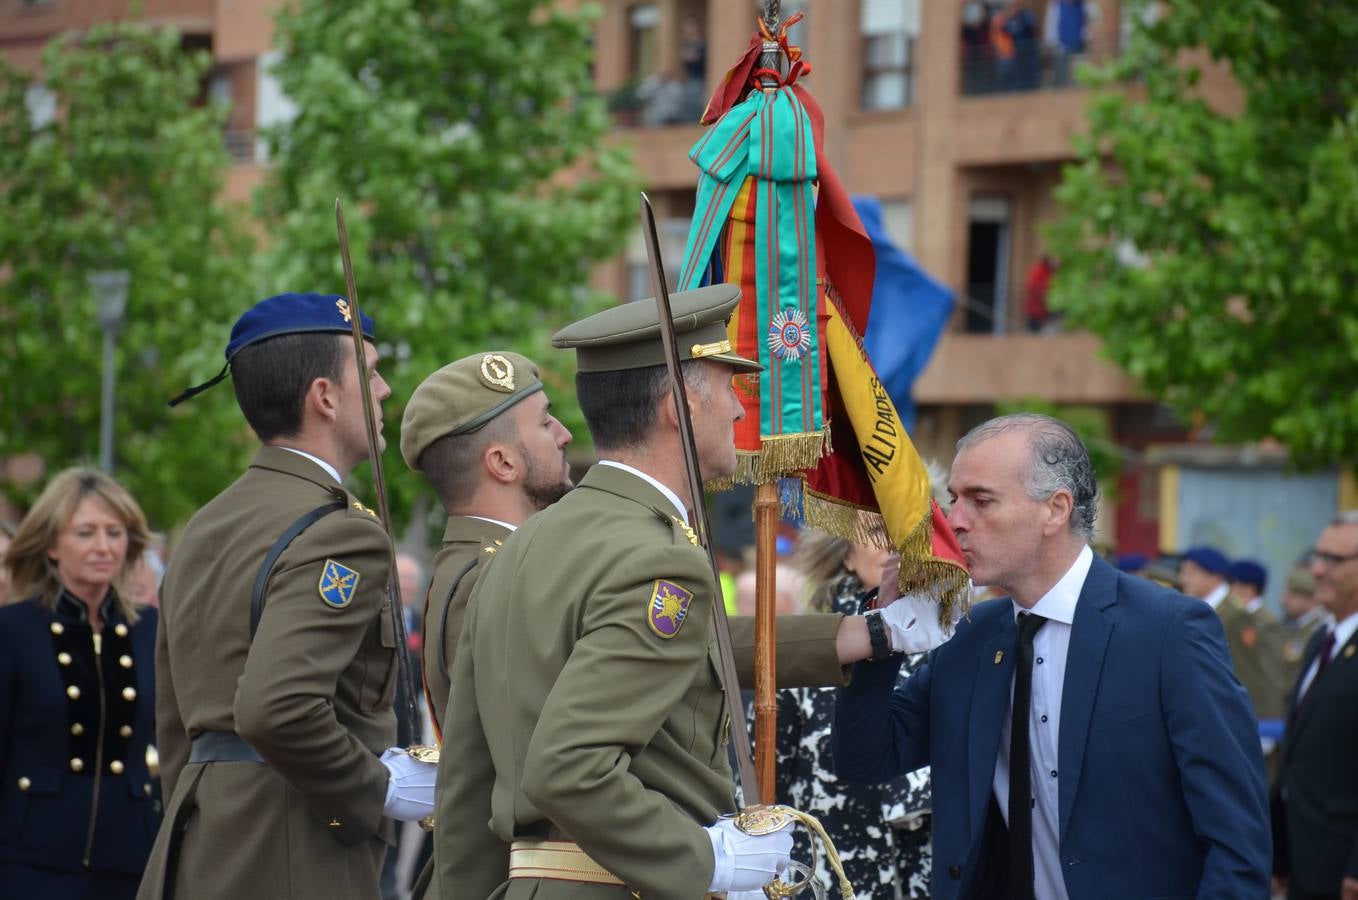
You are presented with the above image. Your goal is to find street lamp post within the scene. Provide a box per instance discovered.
[89,270,130,473]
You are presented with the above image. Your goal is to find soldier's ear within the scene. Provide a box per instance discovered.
[306,376,341,425]
[483,442,519,485]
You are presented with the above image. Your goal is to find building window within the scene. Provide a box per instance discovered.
[24,83,55,130]
[861,0,918,110]
[880,199,913,253]
[255,51,297,163]
[629,4,660,82]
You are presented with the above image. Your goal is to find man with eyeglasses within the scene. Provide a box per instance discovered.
[1272,510,1358,900]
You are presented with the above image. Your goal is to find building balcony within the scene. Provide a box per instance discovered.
[914,331,1141,405]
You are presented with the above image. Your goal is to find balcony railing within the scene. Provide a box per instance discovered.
[960,38,1119,97]
[608,77,707,129]
[223,130,256,164]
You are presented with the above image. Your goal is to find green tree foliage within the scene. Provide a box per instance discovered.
[1048,1,1358,465]
[0,23,255,526]
[260,0,638,528]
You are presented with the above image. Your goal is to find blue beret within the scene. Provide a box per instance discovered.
[1182,546,1229,575]
[170,292,375,406]
[1226,559,1267,590]
[1115,553,1148,573]
[225,292,374,361]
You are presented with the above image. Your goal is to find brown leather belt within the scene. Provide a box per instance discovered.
[507,839,724,897]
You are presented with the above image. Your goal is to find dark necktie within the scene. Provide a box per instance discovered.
[1010,611,1048,900]
[1296,628,1337,718]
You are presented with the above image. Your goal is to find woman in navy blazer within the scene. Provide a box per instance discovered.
[0,468,160,899]
[834,415,1271,900]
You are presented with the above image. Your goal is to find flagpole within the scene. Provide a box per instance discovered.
[752,0,783,809]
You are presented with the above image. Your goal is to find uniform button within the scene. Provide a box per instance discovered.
[948,865,962,879]
[1041,714,1048,723]
[1036,657,1044,664]
[66,685,81,700]
[70,758,84,772]
[57,652,73,666]
[119,725,133,738]
[114,624,128,637]
[109,760,125,775]
[17,777,31,791]
[71,723,84,736]
[119,654,133,669]
[143,783,153,796]
[122,686,137,702]
[50,622,64,635]
[328,818,342,828]
[1050,770,1058,778]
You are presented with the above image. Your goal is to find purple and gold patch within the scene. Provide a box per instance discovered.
[647,579,694,639]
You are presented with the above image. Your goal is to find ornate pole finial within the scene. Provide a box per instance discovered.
[759,0,784,89]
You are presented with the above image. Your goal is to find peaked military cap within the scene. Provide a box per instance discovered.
[170,292,375,406]
[551,283,761,374]
[401,351,544,470]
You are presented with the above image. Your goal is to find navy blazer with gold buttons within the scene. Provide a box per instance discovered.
[0,590,159,877]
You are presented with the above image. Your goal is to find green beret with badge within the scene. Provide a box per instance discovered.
[551,283,761,373]
[400,351,544,471]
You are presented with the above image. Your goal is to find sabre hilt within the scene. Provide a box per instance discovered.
[733,804,855,899]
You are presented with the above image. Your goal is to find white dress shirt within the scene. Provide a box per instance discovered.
[1203,582,1229,612]
[598,460,688,521]
[1297,609,1358,698]
[279,446,341,483]
[465,515,517,532]
[993,544,1093,900]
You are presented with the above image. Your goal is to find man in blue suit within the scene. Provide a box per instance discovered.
[833,414,1270,900]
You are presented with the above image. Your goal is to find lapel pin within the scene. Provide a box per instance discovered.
[1345,645,1356,659]
[994,650,1004,665]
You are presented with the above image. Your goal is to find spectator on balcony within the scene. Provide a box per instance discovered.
[1044,0,1089,87]
[1023,254,1057,333]
[961,2,995,94]
[991,0,1040,91]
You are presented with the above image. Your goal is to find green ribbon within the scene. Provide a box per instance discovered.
[678,86,822,441]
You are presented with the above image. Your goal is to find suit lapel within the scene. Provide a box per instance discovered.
[1057,557,1116,842]
[968,610,1017,831]
[1287,629,1357,748]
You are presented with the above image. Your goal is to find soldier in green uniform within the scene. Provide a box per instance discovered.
[399,351,573,899]
[1223,559,1289,723]
[433,284,949,900]
[138,293,435,900]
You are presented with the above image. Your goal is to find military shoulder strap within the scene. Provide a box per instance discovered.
[437,556,481,682]
[250,497,348,640]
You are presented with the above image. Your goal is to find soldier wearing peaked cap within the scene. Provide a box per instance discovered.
[399,350,573,899]
[138,293,433,900]
[433,284,927,900]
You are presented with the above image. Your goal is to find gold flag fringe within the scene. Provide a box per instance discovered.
[802,487,971,624]
[720,430,831,487]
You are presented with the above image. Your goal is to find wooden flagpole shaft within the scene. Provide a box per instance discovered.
[753,481,779,805]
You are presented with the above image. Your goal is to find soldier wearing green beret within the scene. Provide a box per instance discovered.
[138,293,435,900]
[433,284,946,900]
[399,351,573,900]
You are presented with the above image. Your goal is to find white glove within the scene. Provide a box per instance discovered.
[380,747,436,822]
[705,816,794,893]
[878,590,961,655]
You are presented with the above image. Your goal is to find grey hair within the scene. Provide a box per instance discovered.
[1334,509,1358,526]
[956,413,1099,540]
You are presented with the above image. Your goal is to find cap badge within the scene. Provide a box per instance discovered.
[691,338,733,360]
[480,354,516,392]
[319,559,361,609]
[647,579,694,639]
[336,299,352,323]
[767,309,811,362]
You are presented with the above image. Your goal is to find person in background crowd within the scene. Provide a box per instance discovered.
[1179,545,1231,610]
[1222,558,1289,725]
[834,414,1270,900]
[992,0,1040,91]
[0,468,159,899]
[124,534,166,608]
[736,534,809,617]
[1281,567,1326,685]
[1043,0,1089,86]
[1023,255,1056,333]
[0,521,14,604]
[1273,510,1358,900]
[770,527,933,899]
[1113,552,1147,577]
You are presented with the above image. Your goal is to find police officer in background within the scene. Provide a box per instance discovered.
[138,293,434,900]
[433,285,949,900]
[398,351,573,899]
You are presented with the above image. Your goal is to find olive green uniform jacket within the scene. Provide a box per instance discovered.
[433,464,847,900]
[137,447,399,900]
[1218,595,1289,722]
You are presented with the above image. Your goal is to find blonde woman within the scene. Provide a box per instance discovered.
[0,468,158,899]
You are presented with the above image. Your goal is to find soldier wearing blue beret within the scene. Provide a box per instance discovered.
[140,293,434,900]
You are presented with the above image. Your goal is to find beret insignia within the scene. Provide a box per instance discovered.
[319,559,361,609]
[480,354,515,392]
[647,579,693,639]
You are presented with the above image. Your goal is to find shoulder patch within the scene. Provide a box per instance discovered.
[647,579,694,639]
[319,559,361,609]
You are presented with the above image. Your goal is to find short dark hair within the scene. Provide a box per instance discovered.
[231,333,346,442]
[416,412,517,510]
[577,361,702,453]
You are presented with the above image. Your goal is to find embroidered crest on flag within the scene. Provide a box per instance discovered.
[647,579,694,639]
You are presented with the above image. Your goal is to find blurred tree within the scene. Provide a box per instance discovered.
[1048,0,1358,466]
[260,0,638,533]
[0,23,255,527]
